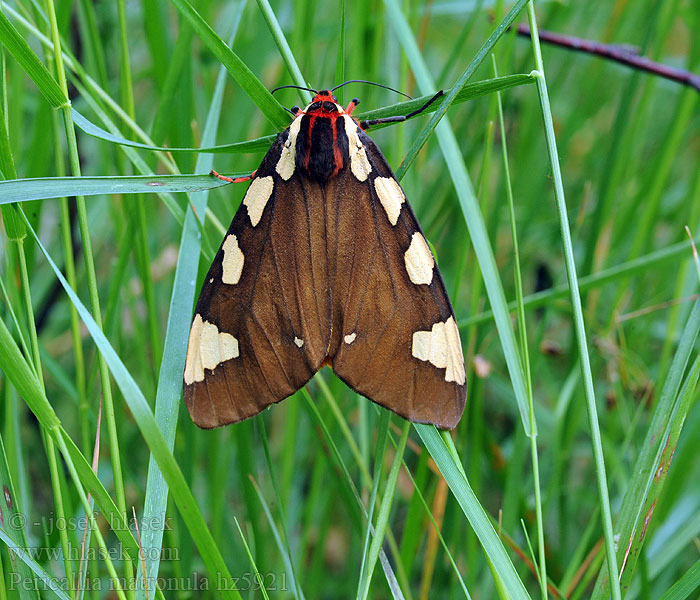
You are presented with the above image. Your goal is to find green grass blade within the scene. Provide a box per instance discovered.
[168,0,289,130]
[526,5,620,597]
[0,175,231,203]
[68,76,532,156]
[72,108,274,154]
[0,434,39,600]
[23,218,242,600]
[358,421,410,600]
[415,424,529,599]
[0,10,65,107]
[591,297,700,597]
[0,528,68,600]
[255,0,309,98]
[233,518,271,600]
[658,558,700,600]
[395,0,530,177]
[136,14,244,597]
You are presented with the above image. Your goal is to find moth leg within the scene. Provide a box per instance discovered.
[345,97,360,115]
[210,169,257,184]
[359,90,444,130]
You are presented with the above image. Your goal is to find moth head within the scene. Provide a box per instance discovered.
[305,90,343,114]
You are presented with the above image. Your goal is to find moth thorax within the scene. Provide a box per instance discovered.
[296,114,350,183]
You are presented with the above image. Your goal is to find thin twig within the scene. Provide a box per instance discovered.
[517,24,700,94]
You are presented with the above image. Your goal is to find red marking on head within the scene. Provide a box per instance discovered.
[312,90,335,103]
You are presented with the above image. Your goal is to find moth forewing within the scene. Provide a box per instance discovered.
[184,89,466,430]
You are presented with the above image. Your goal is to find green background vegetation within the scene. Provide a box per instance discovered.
[0,0,699,598]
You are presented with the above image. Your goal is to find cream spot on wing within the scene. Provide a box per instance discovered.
[243,176,274,226]
[209,278,214,284]
[374,177,405,226]
[404,232,434,285]
[276,117,302,180]
[184,314,204,384]
[411,316,465,384]
[294,336,304,348]
[344,332,356,344]
[184,314,239,384]
[221,234,244,284]
[343,116,372,181]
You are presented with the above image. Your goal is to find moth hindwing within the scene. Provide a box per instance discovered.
[184,89,466,429]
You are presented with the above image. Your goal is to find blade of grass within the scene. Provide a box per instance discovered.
[0,9,65,107]
[526,4,620,598]
[415,424,529,599]
[493,51,546,599]
[168,0,289,130]
[22,216,243,600]
[356,411,390,596]
[658,557,700,600]
[65,75,532,155]
[135,11,246,598]
[248,476,305,600]
[233,518,270,600]
[0,433,39,600]
[591,297,700,598]
[0,174,232,203]
[0,528,70,600]
[255,0,310,102]
[395,0,530,177]
[358,421,410,600]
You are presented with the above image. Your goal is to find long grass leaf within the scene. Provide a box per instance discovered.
[22,218,243,600]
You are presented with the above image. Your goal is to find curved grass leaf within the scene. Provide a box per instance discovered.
[22,217,243,600]
[0,319,140,559]
[415,424,529,599]
[0,528,69,600]
[69,75,532,155]
[0,10,66,108]
[0,435,39,600]
[591,299,700,598]
[0,174,233,203]
[137,17,246,595]
[168,0,289,130]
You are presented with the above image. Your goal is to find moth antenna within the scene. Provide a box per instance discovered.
[271,84,318,95]
[330,79,412,99]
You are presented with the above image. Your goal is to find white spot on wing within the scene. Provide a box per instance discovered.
[344,332,356,344]
[404,232,434,285]
[243,176,274,226]
[221,234,244,284]
[184,314,239,384]
[343,116,372,181]
[276,117,302,180]
[294,336,304,348]
[374,177,405,226]
[411,316,465,384]
[184,314,204,384]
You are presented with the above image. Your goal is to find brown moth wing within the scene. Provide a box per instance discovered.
[327,127,467,430]
[184,131,332,428]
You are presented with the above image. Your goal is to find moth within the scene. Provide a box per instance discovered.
[183,83,466,430]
